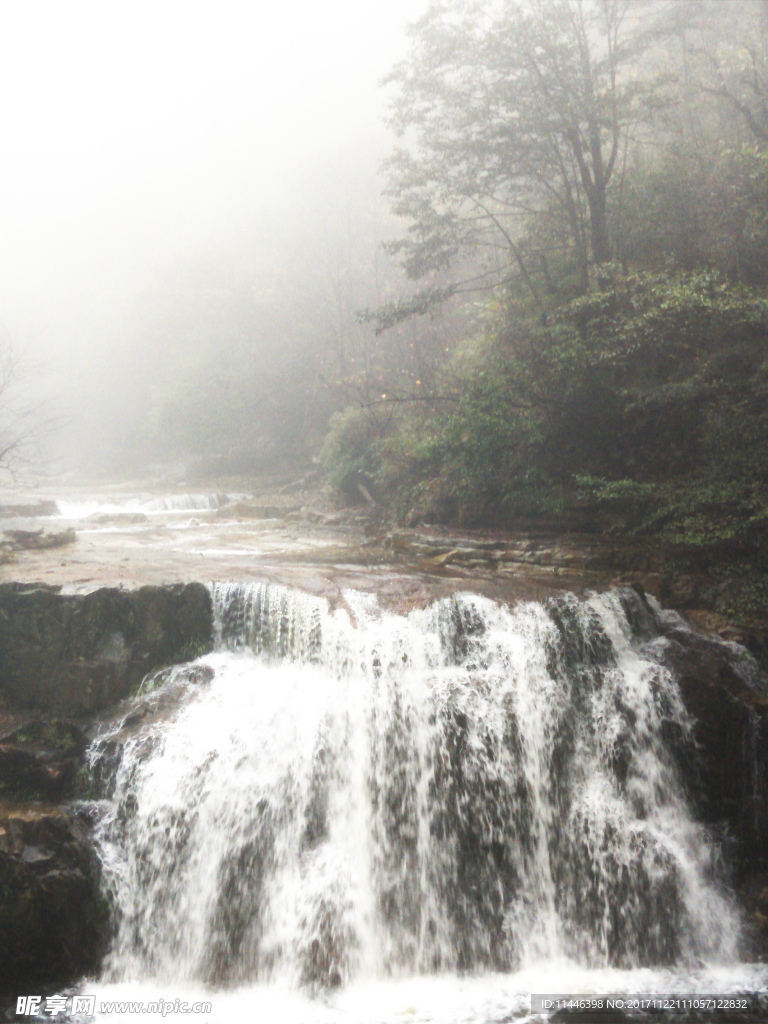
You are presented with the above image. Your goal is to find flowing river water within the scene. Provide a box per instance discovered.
[68,581,768,1022]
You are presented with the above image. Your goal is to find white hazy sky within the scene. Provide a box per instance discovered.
[0,0,425,355]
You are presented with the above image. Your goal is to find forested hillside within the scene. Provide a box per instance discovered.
[319,0,768,622]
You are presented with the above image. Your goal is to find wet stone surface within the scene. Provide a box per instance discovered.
[0,803,110,998]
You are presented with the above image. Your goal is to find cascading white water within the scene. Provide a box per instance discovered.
[142,494,238,512]
[55,493,242,518]
[85,583,766,1020]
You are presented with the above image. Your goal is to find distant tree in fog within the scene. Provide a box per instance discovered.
[687,0,768,143]
[382,0,675,308]
[0,334,52,477]
[109,171,435,475]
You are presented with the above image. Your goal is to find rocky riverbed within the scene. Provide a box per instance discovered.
[0,475,763,644]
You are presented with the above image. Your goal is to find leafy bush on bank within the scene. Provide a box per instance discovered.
[326,271,768,562]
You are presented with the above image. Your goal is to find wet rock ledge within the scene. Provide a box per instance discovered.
[0,802,109,998]
[0,582,212,1001]
[0,582,213,716]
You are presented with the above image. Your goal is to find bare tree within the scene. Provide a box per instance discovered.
[0,334,54,478]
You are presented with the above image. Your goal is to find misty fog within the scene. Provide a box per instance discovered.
[0,0,425,478]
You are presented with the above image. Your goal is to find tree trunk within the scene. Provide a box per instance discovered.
[588,185,612,265]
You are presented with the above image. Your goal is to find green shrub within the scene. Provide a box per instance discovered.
[330,271,768,555]
[320,406,393,503]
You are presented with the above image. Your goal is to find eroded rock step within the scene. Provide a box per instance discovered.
[0,582,212,716]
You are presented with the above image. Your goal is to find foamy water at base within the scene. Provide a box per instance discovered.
[81,963,768,1024]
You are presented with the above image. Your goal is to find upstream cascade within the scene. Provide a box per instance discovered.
[91,583,746,992]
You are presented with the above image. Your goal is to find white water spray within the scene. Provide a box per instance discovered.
[89,584,747,999]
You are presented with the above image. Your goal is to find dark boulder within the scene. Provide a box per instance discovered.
[657,623,768,873]
[634,601,768,953]
[2,529,76,551]
[0,805,110,997]
[0,501,58,518]
[0,720,87,802]
[0,583,213,716]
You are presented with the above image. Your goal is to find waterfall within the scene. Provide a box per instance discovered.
[142,493,239,512]
[55,493,242,518]
[88,584,747,999]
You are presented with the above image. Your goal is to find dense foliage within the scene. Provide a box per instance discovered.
[320,0,768,620]
[327,270,768,529]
